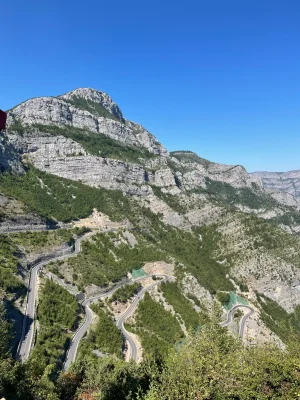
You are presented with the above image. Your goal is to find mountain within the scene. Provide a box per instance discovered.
[1,88,300,398]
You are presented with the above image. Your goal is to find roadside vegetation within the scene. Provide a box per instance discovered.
[111,282,141,303]
[216,291,231,305]
[29,279,79,376]
[51,232,164,287]
[133,292,183,358]
[0,235,23,292]
[7,229,75,254]
[78,302,122,359]
[0,228,88,293]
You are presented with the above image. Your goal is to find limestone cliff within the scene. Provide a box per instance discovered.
[252,170,300,201]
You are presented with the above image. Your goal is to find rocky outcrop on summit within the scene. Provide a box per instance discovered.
[252,171,300,200]
[7,89,168,156]
[59,88,123,120]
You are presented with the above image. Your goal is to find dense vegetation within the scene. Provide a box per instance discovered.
[8,229,75,253]
[161,281,204,329]
[111,282,142,303]
[0,167,132,222]
[133,292,183,358]
[216,291,231,305]
[79,302,122,359]
[143,322,300,400]
[29,279,79,376]
[2,315,300,399]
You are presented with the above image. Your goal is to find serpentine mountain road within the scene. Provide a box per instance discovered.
[221,304,255,338]
[63,275,169,371]
[9,226,254,365]
[17,231,100,362]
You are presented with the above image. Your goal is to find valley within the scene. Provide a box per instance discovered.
[1,88,300,399]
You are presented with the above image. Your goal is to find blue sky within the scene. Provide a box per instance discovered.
[1,0,299,172]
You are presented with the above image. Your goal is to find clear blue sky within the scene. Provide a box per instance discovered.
[1,0,299,172]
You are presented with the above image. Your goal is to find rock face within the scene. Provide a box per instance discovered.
[7,88,168,157]
[252,171,300,200]
[59,88,123,120]
[0,132,24,173]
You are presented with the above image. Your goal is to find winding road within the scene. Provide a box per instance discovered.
[17,232,94,361]
[7,225,255,368]
[64,274,169,370]
[116,276,169,361]
[221,304,255,338]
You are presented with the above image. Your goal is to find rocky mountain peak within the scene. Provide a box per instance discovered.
[58,88,123,120]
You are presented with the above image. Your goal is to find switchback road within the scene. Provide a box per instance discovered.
[221,304,255,338]
[17,232,94,361]
[64,274,169,370]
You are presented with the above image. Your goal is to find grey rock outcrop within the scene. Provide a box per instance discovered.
[59,88,123,120]
[252,170,300,200]
[0,131,24,173]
